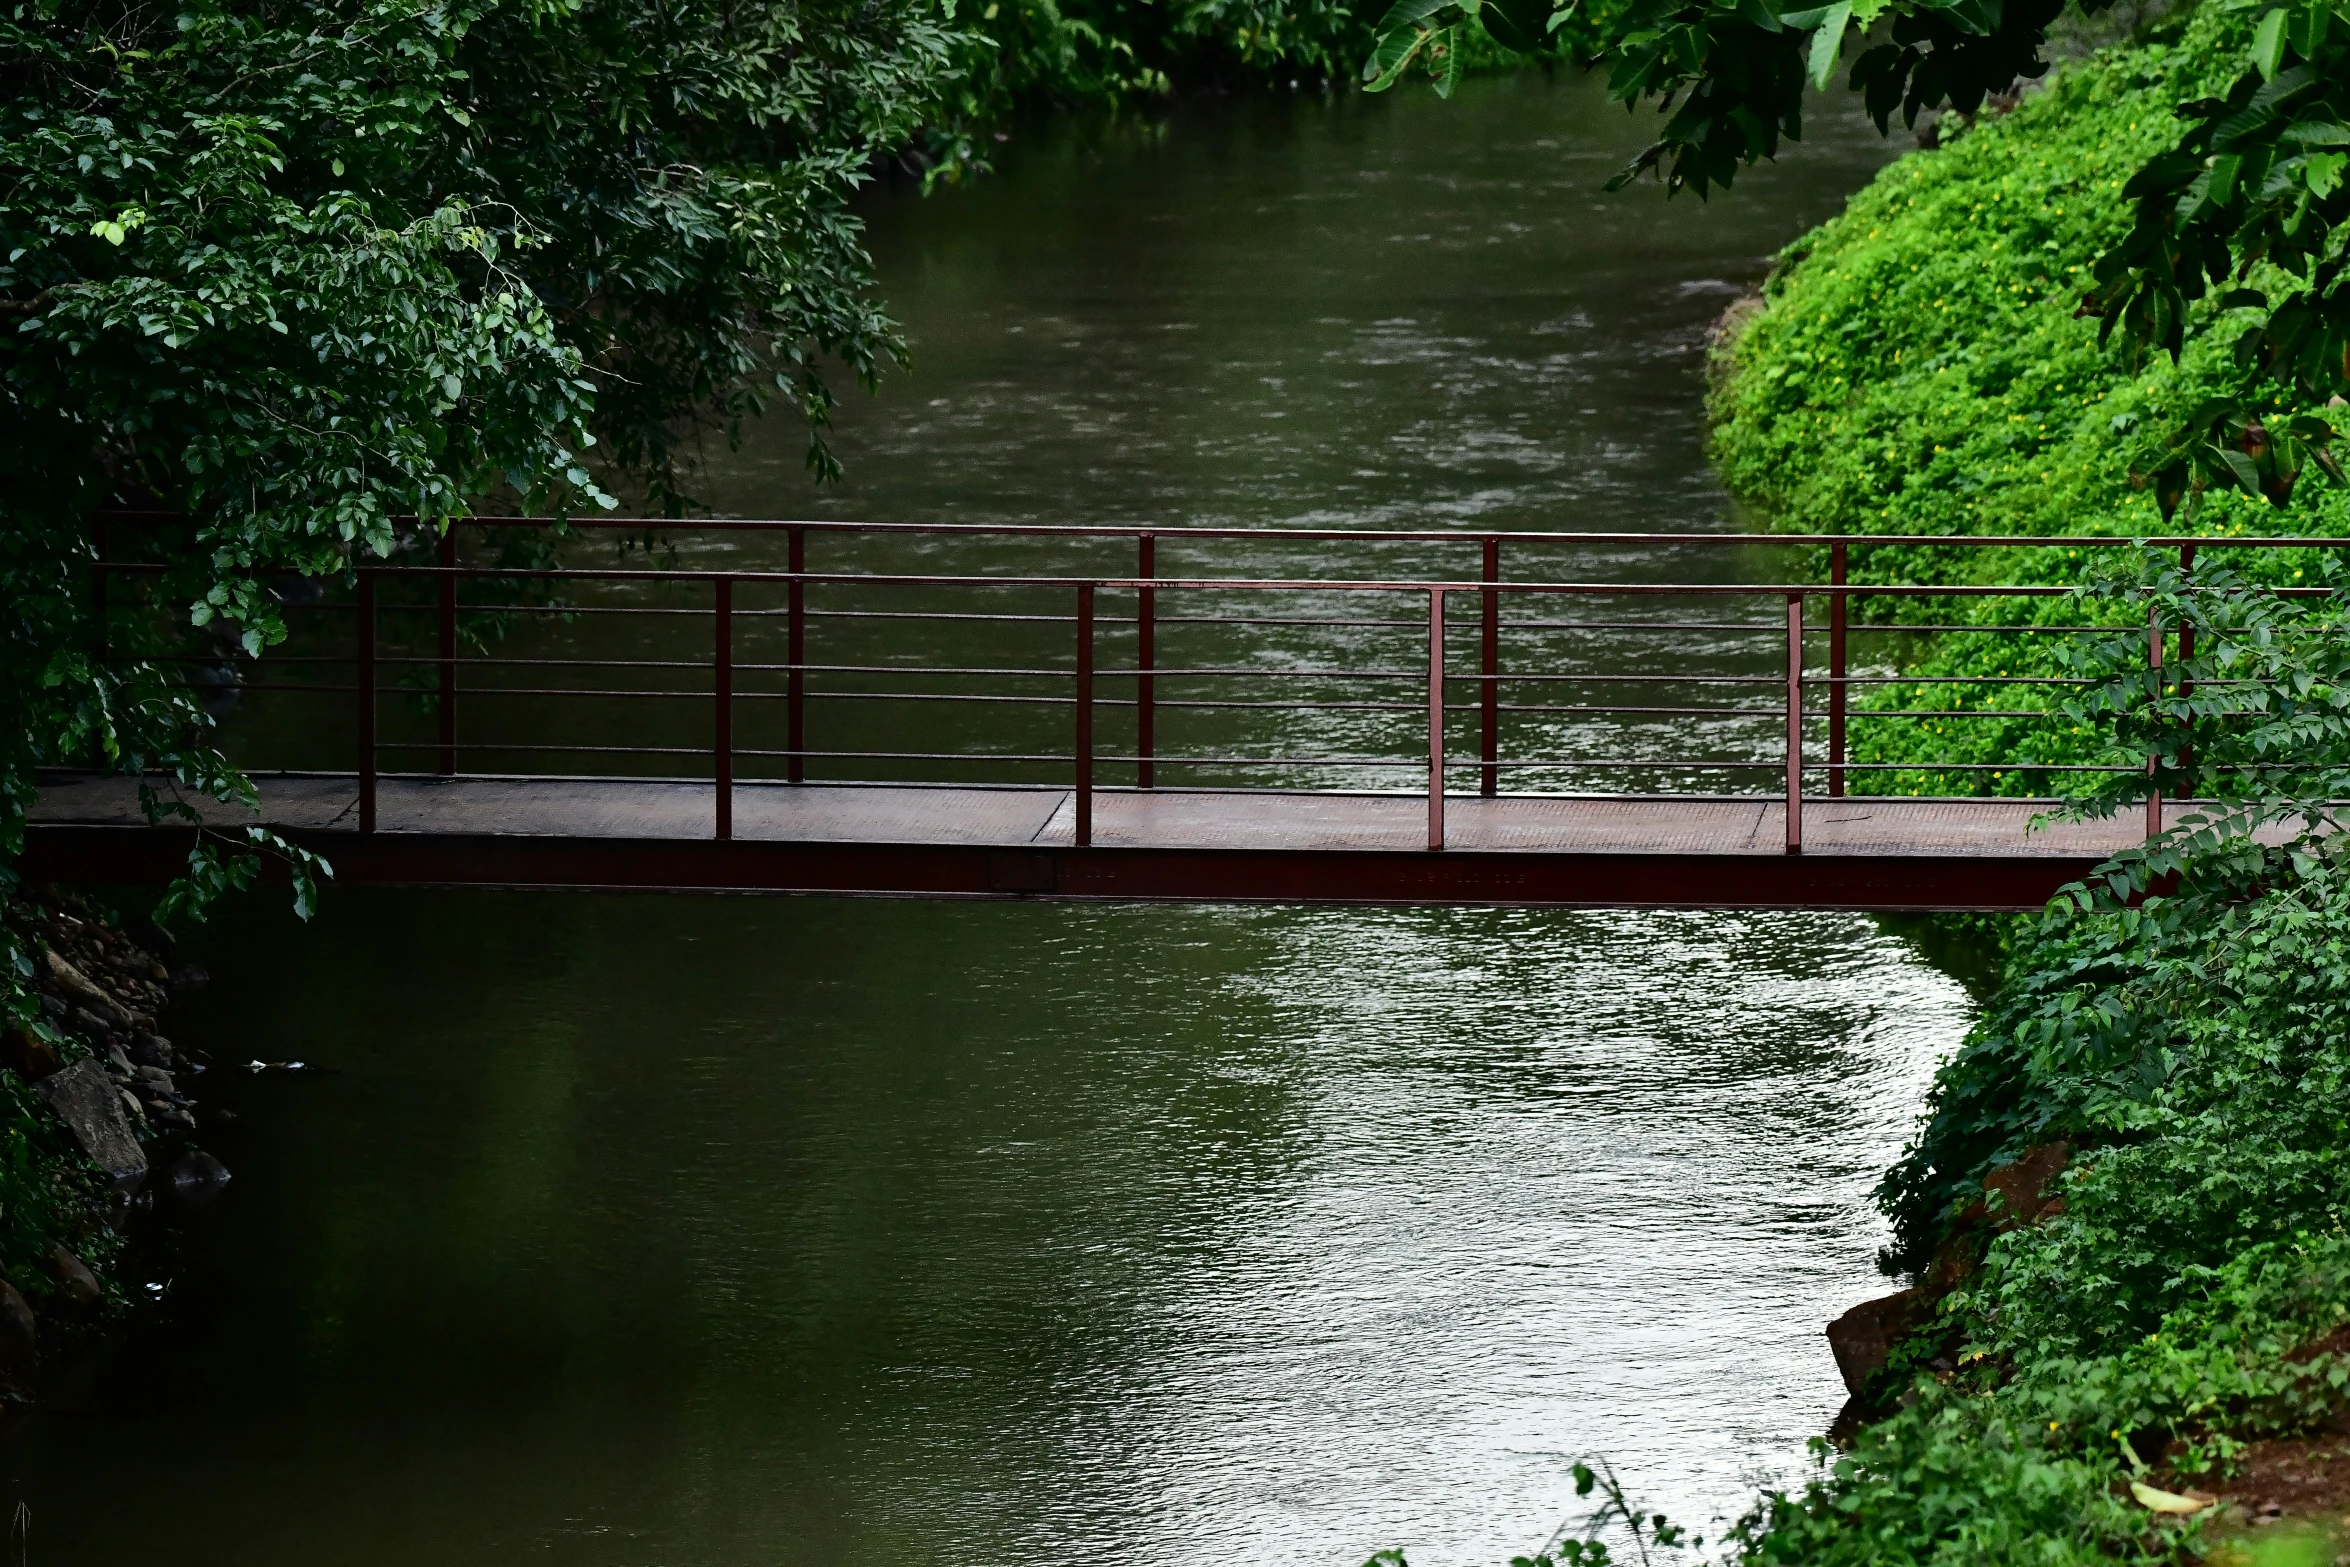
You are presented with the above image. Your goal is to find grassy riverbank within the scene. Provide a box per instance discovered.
[1708,8,2350,1560]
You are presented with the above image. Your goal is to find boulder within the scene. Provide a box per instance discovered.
[1827,1288,1931,1398]
[1984,1141,2071,1229]
[45,1246,101,1315]
[167,1150,231,1208]
[32,1059,146,1190]
[0,1281,36,1403]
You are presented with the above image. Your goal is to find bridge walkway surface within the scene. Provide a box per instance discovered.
[26,773,2192,910]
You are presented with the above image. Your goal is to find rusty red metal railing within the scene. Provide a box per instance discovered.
[80,517,2350,860]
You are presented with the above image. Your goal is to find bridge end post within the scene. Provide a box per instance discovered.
[2147,602,2163,843]
[1786,592,1803,856]
[2176,541,2196,795]
[437,526,457,777]
[1429,587,1446,852]
[358,569,376,835]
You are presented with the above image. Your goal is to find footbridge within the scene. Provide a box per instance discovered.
[26,520,2301,911]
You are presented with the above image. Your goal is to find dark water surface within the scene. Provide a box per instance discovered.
[10,72,1967,1567]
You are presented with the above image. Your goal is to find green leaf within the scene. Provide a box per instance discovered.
[1362,23,1429,87]
[1372,0,1455,33]
[1432,23,1465,94]
[2219,447,2264,493]
[1481,0,1554,53]
[1807,1,1851,90]
[2253,6,2288,79]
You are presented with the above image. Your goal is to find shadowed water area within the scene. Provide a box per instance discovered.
[6,71,1971,1566]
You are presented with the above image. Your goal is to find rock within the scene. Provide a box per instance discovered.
[0,1027,61,1084]
[41,950,133,1030]
[133,1065,174,1094]
[166,1150,230,1208]
[32,1059,146,1190]
[1984,1141,2070,1230]
[1827,1288,1931,1398]
[0,1281,35,1401]
[45,1246,101,1315]
[1922,1226,1981,1293]
[130,1034,174,1070]
[127,917,174,957]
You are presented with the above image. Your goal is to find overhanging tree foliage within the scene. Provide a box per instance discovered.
[0,0,958,925]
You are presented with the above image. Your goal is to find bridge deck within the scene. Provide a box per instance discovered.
[26,773,2169,911]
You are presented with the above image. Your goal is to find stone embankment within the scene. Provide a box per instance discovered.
[0,889,230,1401]
[1824,1141,2072,1435]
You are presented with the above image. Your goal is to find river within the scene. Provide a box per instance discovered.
[8,69,1973,1567]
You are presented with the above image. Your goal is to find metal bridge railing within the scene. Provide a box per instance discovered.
[85,519,2350,854]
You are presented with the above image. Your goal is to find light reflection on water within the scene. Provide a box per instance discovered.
[14,895,1961,1567]
[10,67,1973,1567]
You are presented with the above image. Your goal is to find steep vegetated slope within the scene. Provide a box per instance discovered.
[1713,3,2350,796]
[1713,4,2314,547]
[1704,10,2350,1563]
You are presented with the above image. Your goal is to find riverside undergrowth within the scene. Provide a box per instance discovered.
[1673,7,2350,1563]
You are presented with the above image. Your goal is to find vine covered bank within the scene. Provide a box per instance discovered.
[1700,8,2350,1563]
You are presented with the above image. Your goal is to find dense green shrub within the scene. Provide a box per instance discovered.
[1736,1232,2350,1567]
[1708,3,2350,798]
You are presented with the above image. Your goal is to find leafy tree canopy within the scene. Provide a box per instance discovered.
[0,0,956,876]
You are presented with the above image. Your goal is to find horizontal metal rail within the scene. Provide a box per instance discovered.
[91,507,2350,551]
[86,523,2335,857]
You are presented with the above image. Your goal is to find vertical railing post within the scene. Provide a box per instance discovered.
[1785,592,1804,856]
[1076,583,1094,848]
[1828,540,1847,799]
[787,526,806,784]
[2147,603,2164,842]
[1428,587,1446,852]
[1480,536,1500,798]
[358,569,377,835]
[2177,541,2197,788]
[437,526,457,777]
[715,576,733,841]
[1137,533,1156,790]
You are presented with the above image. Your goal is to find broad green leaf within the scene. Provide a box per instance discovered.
[1481,0,1553,53]
[1362,23,1429,86]
[2253,6,2288,79]
[1806,0,1850,89]
[1432,23,1465,94]
[1372,0,1455,34]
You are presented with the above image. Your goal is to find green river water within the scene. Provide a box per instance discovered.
[6,70,1977,1567]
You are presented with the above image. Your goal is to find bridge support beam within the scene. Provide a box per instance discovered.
[20,823,2116,913]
